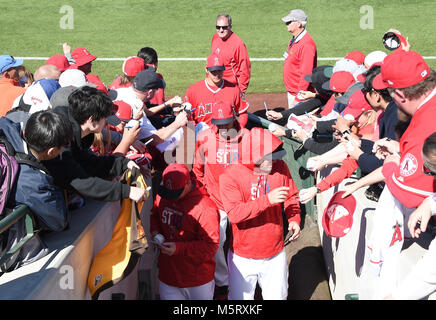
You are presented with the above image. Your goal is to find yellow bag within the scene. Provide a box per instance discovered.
[87,168,149,300]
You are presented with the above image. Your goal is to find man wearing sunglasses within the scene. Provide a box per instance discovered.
[281,9,317,108]
[211,14,251,96]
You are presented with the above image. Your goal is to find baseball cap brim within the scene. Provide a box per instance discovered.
[304,74,313,82]
[106,114,121,126]
[207,66,225,72]
[158,183,184,200]
[321,80,331,91]
[372,73,388,90]
[211,116,234,125]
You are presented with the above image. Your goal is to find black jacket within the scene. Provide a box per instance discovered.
[43,106,131,201]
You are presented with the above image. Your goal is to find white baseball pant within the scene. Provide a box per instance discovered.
[227,249,288,300]
[358,186,413,300]
[214,210,229,287]
[159,279,215,300]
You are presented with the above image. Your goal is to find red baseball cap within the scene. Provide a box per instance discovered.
[86,74,108,94]
[342,89,373,120]
[46,54,70,72]
[211,100,235,125]
[158,163,191,200]
[71,47,97,66]
[372,50,430,90]
[206,54,225,71]
[122,56,145,77]
[322,191,356,238]
[113,100,133,121]
[345,51,366,65]
[322,71,355,93]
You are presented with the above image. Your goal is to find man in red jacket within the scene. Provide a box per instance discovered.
[219,127,301,300]
[150,163,220,300]
[193,100,251,299]
[211,14,251,96]
[282,9,317,108]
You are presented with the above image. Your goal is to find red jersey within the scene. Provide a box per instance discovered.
[184,79,249,127]
[150,183,220,288]
[219,161,300,259]
[193,124,250,210]
[211,32,251,94]
[383,88,436,208]
[283,30,317,96]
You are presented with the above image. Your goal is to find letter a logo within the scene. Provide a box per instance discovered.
[390,222,402,247]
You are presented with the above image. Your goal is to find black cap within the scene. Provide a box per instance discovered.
[133,69,166,92]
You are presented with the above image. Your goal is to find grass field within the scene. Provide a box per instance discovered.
[1,0,435,97]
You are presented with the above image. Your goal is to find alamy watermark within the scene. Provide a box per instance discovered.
[59,5,74,30]
[360,5,374,30]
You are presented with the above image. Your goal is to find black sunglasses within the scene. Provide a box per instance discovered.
[216,25,229,30]
[423,163,436,176]
[285,20,296,25]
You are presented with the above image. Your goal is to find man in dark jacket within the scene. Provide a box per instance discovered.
[44,86,148,203]
[0,110,73,271]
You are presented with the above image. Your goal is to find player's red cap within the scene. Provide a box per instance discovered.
[211,100,235,125]
[122,56,145,77]
[322,191,356,238]
[322,71,355,93]
[158,163,191,200]
[71,47,97,66]
[206,54,225,71]
[373,50,430,90]
[113,100,133,121]
[46,54,70,72]
[345,51,366,65]
[342,89,373,120]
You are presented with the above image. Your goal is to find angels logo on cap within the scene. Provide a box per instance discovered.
[322,191,356,237]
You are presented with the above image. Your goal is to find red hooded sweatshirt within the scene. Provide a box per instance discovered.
[150,180,220,288]
[219,128,301,259]
[193,121,250,210]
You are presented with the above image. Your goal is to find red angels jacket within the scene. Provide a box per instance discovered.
[219,129,300,259]
[193,121,250,210]
[383,89,436,208]
[150,182,220,288]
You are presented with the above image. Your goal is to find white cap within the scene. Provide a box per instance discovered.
[364,51,387,69]
[282,9,307,23]
[59,69,97,88]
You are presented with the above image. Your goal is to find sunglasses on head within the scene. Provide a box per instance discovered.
[423,163,436,176]
[216,25,229,30]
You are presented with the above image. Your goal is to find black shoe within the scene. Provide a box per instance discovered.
[213,285,228,300]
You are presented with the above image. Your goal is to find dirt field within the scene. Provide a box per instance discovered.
[246,92,289,113]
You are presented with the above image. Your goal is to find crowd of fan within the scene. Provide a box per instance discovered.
[1,9,436,301]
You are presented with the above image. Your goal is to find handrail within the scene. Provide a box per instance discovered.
[0,205,40,270]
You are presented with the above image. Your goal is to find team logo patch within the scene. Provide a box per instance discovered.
[421,70,428,78]
[94,274,102,287]
[400,153,418,177]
